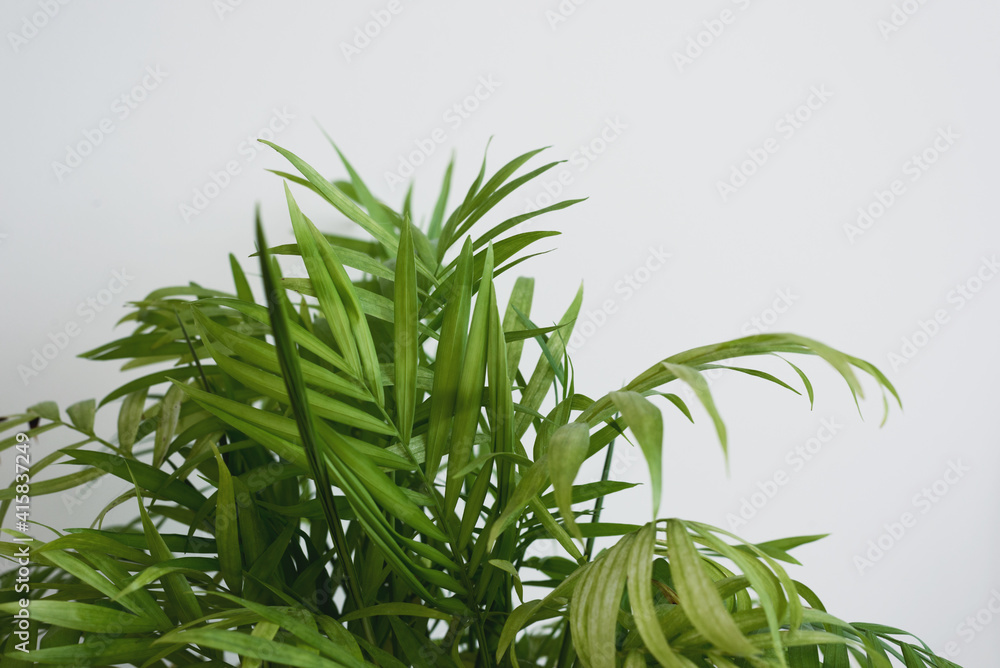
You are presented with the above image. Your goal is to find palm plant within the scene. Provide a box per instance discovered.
[0,138,960,667]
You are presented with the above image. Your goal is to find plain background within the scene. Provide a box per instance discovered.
[2,1,998,664]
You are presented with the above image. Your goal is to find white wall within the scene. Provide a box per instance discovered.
[2,1,997,664]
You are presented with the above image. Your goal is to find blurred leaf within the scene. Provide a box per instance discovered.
[424,237,474,479]
[28,401,59,421]
[610,391,663,515]
[211,444,242,595]
[661,363,727,459]
[155,628,347,667]
[65,399,96,434]
[445,245,494,510]
[153,382,184,467]
[547,422,591,541]
[0,600,160,633]
[514,285,583,439]
[130,471,203,623]
[213,592,370,667]
[229,252,254,302]
[65,450,207,510]
[117,388,148,454]
[666,519,757,657]
[428,155,454,240]
[394,220,419,444]
[626,523,697,667]
[339,602,452,623]
[286,182,364,376]
[569,532,634,667]
[489,559,524,603]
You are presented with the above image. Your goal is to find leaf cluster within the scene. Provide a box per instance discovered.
[0,139,957,667]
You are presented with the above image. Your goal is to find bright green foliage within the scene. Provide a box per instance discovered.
[0,139,958,668]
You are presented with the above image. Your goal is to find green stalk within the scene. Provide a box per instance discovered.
[554,439,615,667]
[255,219,375,646]
[585,439,615,561]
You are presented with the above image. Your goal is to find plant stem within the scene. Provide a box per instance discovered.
[255,220,375,645]
[555,622,574,668]
[174,310,212,393]
[585,438,615,561]
[553,441,616,667]
[393,439,495,667]
[324,487,376,644]
[433,494,496,668]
